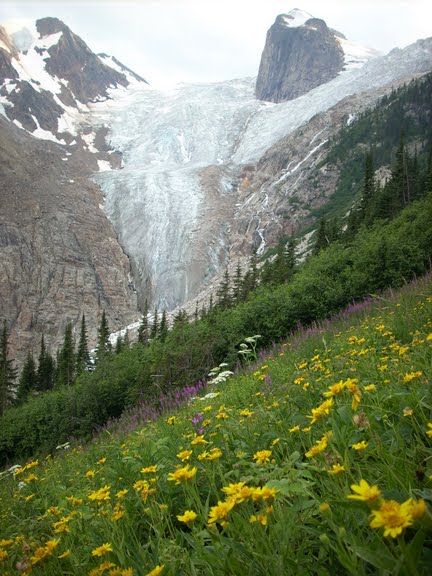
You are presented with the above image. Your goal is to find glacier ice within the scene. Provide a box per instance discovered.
[90,38,432,310]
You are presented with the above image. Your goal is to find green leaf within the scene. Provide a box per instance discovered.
[351,545,396,571]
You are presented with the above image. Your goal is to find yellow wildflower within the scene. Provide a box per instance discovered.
[0,539,13,548]
[66,496,83,507]
[271,437,280,446]
[222,482,254,504]
[177,510,198,524]
[239,409,254,417]
[91,543,113,557]
[116,489,129,499]
[253,449,272,464]
[177,449,192,461]
[328,463,345,475]
[25,473,38,482]
[133,480,155,502]
[249,514,267,526]
[405,498,426,519]
[369,499,413,538]
[305,435,328,458]
[191,435,209,446]
[97,457,107,465]
[324,380,346,397]
[166,416,176,425]
[251,486,278,503]
[403,407,413,417]
[403,371,422,383]
[364,384,375,392]
[352,441,368,451]
[427,423,432,438]
[306,398,334,424]
[167,465,197,484]
[0,550,8,561]
[85,469,95,479]
[319,502,330,513]
[88,485,111,502]
[347,479,381,502]
[146,565,165,576]
[289,425,300,433]
[58,550,71,559]
[112,504,125,521]
[208,500,234,524]
[141,465,158,474]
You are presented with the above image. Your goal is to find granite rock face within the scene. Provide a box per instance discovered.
[256,11,345,103]
[0,115,138,363]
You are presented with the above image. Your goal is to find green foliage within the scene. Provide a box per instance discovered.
[56,322,75,387]
[313,73,432,222]
[1,193,432,463]
[16,352,37,404]
[36,335,55,392]
[1,279,432,574]
[75,314,91,375]
[96,310,111,362]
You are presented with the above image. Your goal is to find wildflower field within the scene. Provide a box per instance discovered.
[1,277,432,575]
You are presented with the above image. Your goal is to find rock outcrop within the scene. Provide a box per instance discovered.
[255,9,345,103]
[0,115,138,363]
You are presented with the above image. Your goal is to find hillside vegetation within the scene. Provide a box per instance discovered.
[0,275,431,575]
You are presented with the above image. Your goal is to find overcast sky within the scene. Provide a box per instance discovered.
[1,1,431,86]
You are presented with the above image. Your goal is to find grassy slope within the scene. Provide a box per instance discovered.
[0,276,432,575]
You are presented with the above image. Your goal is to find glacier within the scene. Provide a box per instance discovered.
[90,38,432,310]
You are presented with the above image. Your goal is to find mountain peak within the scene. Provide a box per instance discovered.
[276,8,315,28]
[36,16,69,37]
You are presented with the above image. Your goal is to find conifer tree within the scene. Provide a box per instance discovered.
[96,310,112,362]
[0,320,17,415]
[123,329,130,349]
[16,351,37,403]
[57,322,75,386]
[137,300,149,345]
[37,335,55,392]
[313,218,328,254]
[115,335,123,354]
[75,314,91,375]
[216,269,232,310]
[232,260,243,303]
[424,147,432,193]
[159,309,168,342]
[150,307,159,340]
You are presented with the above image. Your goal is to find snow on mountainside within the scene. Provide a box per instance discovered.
[0,18,147,144]
[88,38,432,311]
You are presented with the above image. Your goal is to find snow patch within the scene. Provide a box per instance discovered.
[347,113,356,126]
[337,37,380,71]
[37,32,62,50]
[30,114,66,144]
[81,131,98,153]
[280,9,314,28]
[97,159,112,172]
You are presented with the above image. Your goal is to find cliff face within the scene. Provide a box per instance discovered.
[0,115,138,361]
[0,18,146,362]
[255,11,345,103]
